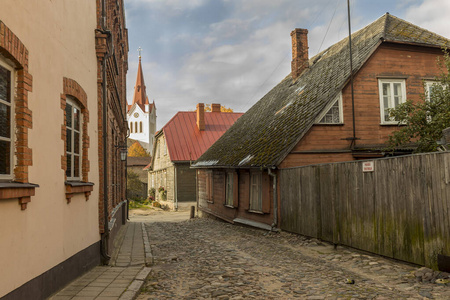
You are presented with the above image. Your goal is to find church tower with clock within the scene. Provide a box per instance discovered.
[127,50,156,154]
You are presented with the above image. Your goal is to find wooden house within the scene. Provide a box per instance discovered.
[192,14,449,230]
[148,104,243,209]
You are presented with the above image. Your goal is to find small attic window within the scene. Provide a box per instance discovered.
[316,93,343,124]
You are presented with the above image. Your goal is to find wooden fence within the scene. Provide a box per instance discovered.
[280,151,450,269]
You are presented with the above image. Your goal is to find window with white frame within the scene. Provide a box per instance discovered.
[0,60,14,179]
[130,122,133,133]
[424,80,443,103]
[249,172,262,212]
[66,97,82,180]
[140,121,143,133]
[378,79,406,124]
[317,93,343,124]
[225,172,234,206]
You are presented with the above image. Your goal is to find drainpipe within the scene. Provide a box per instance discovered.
[100,0,111,264]
[268,168,277,230]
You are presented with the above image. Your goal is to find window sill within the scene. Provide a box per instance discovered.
[0,182,39,210]
[380,123,406,126]
[247,209,264,215]
[224,204,235,209]
[207,200,214,204]
[65,181,94,203]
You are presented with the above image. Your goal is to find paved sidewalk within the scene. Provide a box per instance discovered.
[49,222,151,300]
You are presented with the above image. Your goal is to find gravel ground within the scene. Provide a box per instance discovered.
[136,213,450,300]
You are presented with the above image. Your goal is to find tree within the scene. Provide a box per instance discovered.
[128,141,150,157]
[387,50,450,153]
[203,104,234,112]
[127,170,144,200]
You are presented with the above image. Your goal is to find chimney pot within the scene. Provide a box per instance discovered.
[291,28,309,81]
[197,103,205,131]
[211,103,221,112]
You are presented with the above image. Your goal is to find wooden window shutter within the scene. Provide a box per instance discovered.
[233,172,239,207]
[261,172,271,213]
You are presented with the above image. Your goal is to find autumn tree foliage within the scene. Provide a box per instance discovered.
[128,141,150,157]
[203,104,234,112]
[387,50,450,153]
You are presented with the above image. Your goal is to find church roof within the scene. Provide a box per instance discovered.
[193,13,449,169]
[129,56,150,113]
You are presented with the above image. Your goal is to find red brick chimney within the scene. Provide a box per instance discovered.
[291,28,309,81]
[197,103,205,131]
[211,103,221,112]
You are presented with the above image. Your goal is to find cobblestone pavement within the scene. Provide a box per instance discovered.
[138,217,450,300]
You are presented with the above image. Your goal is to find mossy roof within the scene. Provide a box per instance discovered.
[193,13,449,169]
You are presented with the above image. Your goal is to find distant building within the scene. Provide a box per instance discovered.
[148,103,243,210]
[127,54,156,154]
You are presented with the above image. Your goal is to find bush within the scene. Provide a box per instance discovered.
[152,201,161,208]
[149,188,156,198]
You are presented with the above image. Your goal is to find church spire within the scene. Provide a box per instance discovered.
[129,47,149,112]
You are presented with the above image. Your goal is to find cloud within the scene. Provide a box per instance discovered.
[404,0,450,38]
[126,0,446,129]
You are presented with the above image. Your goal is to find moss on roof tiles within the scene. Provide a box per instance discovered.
[194,14,450,168]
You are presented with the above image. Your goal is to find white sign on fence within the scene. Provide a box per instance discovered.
[362,161,374,172]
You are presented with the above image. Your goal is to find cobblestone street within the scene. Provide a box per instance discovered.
[137,215,450,300]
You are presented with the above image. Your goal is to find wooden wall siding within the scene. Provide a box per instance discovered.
[197,170,208,208]
[280,152,450,269]
[213,171,226,205]
[197,169,275,225]
[176,164,196,202]
[279,44,444,169]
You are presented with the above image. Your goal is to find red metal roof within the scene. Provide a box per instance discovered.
[163,111,243,162]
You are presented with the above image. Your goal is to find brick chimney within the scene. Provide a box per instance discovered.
[211,103,221,112]
[291,28,309,81]
[197,103,205,131]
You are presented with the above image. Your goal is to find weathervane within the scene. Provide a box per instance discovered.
[138,47,142,59]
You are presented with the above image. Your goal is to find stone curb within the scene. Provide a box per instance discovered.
[141,222,153,265]
[119,267,151,300]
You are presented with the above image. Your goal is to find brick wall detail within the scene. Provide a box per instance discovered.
[60,77,90,182]
[0,21,33,184]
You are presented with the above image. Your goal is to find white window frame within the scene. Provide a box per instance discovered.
[424,80,444,103]
[66,97,82,181]
[225,172,234,207]
[378,79,407,124]
[249,172,262,212]
[0,59,14,180]
[316,92,343,124]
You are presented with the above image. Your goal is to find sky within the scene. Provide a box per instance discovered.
[124,0,450,130]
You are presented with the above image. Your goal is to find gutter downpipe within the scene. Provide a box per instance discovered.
[268,168,277,230]
[100,0,111,264]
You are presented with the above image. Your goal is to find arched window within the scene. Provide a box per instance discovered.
[130,122,133,133]
[140,121,143,133]
[135,122,138,133]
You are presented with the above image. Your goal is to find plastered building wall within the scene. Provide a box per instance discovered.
[0,1,100,297]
